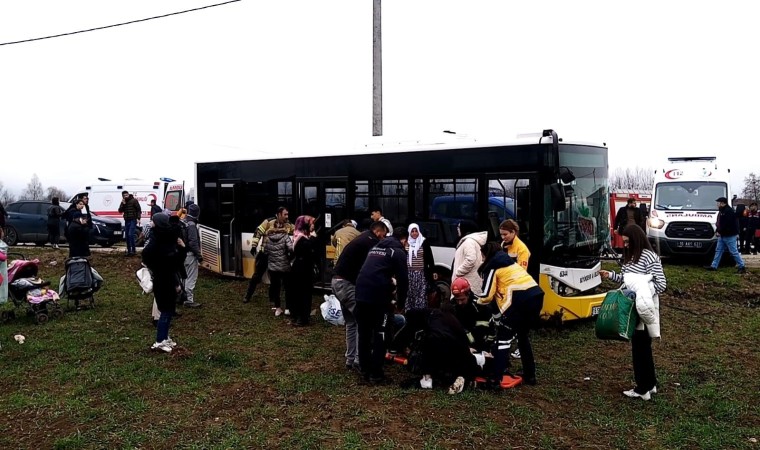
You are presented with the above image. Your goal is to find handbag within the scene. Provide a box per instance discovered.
[595,289,638,341]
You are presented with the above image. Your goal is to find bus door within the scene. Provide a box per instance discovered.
[218,179,244,276]
[487,174,538,272]
[298,179,349,288]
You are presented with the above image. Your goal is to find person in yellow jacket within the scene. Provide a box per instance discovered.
[243,207,294,304]
[476,242,543,387]
[499,219,530,270]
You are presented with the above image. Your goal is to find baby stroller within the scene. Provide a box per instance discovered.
[59,257,104,310]
[5,254,64,324]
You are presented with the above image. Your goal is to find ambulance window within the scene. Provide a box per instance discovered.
[165,192,181,211]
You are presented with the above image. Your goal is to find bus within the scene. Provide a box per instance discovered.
[195,130,610,323]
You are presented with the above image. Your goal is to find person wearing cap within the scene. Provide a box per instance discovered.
[181,203,203,308]
[332,219,361,263]
[142,212,187,353]
[708,197,746,274]
[450,277,494,353]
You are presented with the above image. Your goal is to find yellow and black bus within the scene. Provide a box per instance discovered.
[195,130,610,323]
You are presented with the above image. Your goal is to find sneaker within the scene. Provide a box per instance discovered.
[649,386,658,395]
[448,376,465,395]
[163,338,177,348]
[183,301,201,308]
[511,348,521,359]
[737,267,747,274]
[704,265,717,271]
[420,375,433,389]
[622,389,651,401]
[242,297,250,304]
[274,308,284,317]
[151,341,172,353]
[284,309,291,316]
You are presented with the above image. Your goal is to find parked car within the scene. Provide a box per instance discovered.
[2,200,123,247]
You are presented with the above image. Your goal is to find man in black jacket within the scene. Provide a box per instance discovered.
[332,221,388,370]
[708,197,746,273]
[355,227,409,384]
[614,198,644,234]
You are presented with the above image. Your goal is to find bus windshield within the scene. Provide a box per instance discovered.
[544,145,609,258]
[654,181,726,211]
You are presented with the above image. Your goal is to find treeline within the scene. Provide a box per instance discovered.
[0,174,68,205]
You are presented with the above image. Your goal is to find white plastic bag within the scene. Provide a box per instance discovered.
[136,267,153,295]
[320,294,345,326]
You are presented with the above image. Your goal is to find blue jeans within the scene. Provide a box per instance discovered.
[125,219,137,253]
[156,311,172,343]
[711,235,745,269]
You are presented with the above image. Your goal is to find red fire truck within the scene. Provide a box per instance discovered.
[609,189,652,249]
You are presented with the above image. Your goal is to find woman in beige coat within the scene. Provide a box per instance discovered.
[451,220,488,296]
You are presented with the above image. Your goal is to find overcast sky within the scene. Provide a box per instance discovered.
[1,0,758,199]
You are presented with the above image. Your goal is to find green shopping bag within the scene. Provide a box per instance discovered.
[595,289,638,341]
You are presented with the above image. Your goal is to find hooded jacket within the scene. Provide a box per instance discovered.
[355,237,409,308]
[476,251,538,314]
[265,231,294,272]
[451,231,488,296]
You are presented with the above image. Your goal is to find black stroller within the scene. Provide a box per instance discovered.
[5,254,64,324]
[59,257,103,310]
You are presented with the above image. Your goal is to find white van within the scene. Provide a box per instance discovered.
[69,178,186,227]
[647,157,730,257]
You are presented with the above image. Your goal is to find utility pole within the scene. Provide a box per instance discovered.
[372,0,382,136]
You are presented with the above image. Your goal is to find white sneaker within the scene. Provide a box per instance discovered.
[511,348,521,359]
[420,375,433,389]
[448,376,465,395]
[622,389,651,401]
[151,341,172,353]
[649,386,658,395]
[274,308,283,317]
[284,309,291,316]
[163,338,177,348]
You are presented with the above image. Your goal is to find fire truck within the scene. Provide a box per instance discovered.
[609,189,652,249]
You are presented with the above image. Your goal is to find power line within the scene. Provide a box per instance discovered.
[0,0,242,47]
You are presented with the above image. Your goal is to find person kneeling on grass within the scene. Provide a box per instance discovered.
[393,308,484,394]
[142,213,187,353]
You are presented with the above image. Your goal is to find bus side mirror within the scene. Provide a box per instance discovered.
[550,183,565,212]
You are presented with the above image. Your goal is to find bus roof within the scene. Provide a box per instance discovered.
[194,133,606,165]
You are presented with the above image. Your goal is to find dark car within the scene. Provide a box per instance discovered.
[3,200,123,247]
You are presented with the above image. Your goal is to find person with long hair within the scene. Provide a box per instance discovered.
[142,213,187,353]
[47,197,65,249]
[287,215,318,326]
[476,242,544,387]
[405,223,434,311]
[600,224,667,401]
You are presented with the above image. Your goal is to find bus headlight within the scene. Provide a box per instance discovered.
[648,218,665,229]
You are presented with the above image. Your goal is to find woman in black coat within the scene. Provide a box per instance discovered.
[67,200,91,258]
[142,213,187,352]
[287,215,319,326]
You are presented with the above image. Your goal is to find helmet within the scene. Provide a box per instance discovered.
[451,277,471,296]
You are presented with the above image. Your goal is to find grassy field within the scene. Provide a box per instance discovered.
[0,248,758,450]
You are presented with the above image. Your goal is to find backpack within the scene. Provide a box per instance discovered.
[178,220,189,245]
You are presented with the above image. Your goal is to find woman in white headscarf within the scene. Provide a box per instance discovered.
[405,223,435,310]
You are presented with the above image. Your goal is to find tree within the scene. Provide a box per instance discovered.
[21,174,45,200]
[609,167,655,191]
[0,181,17,205]
[741,172,760,203]
[46,186,68,202]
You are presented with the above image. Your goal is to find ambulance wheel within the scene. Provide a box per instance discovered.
[35,312,49,325]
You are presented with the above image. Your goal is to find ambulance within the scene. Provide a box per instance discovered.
[647,157,730,257]
[69,178,186,227]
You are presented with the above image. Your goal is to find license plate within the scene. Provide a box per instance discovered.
[592,305,601,316]
[114,231,121,235]
[675,240,703,248]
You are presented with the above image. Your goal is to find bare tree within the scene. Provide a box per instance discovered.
[46,186,68,202]
[741,172,760,203]
[21,174,45,200]
[0,181,17,205]
[609,167,655,191]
